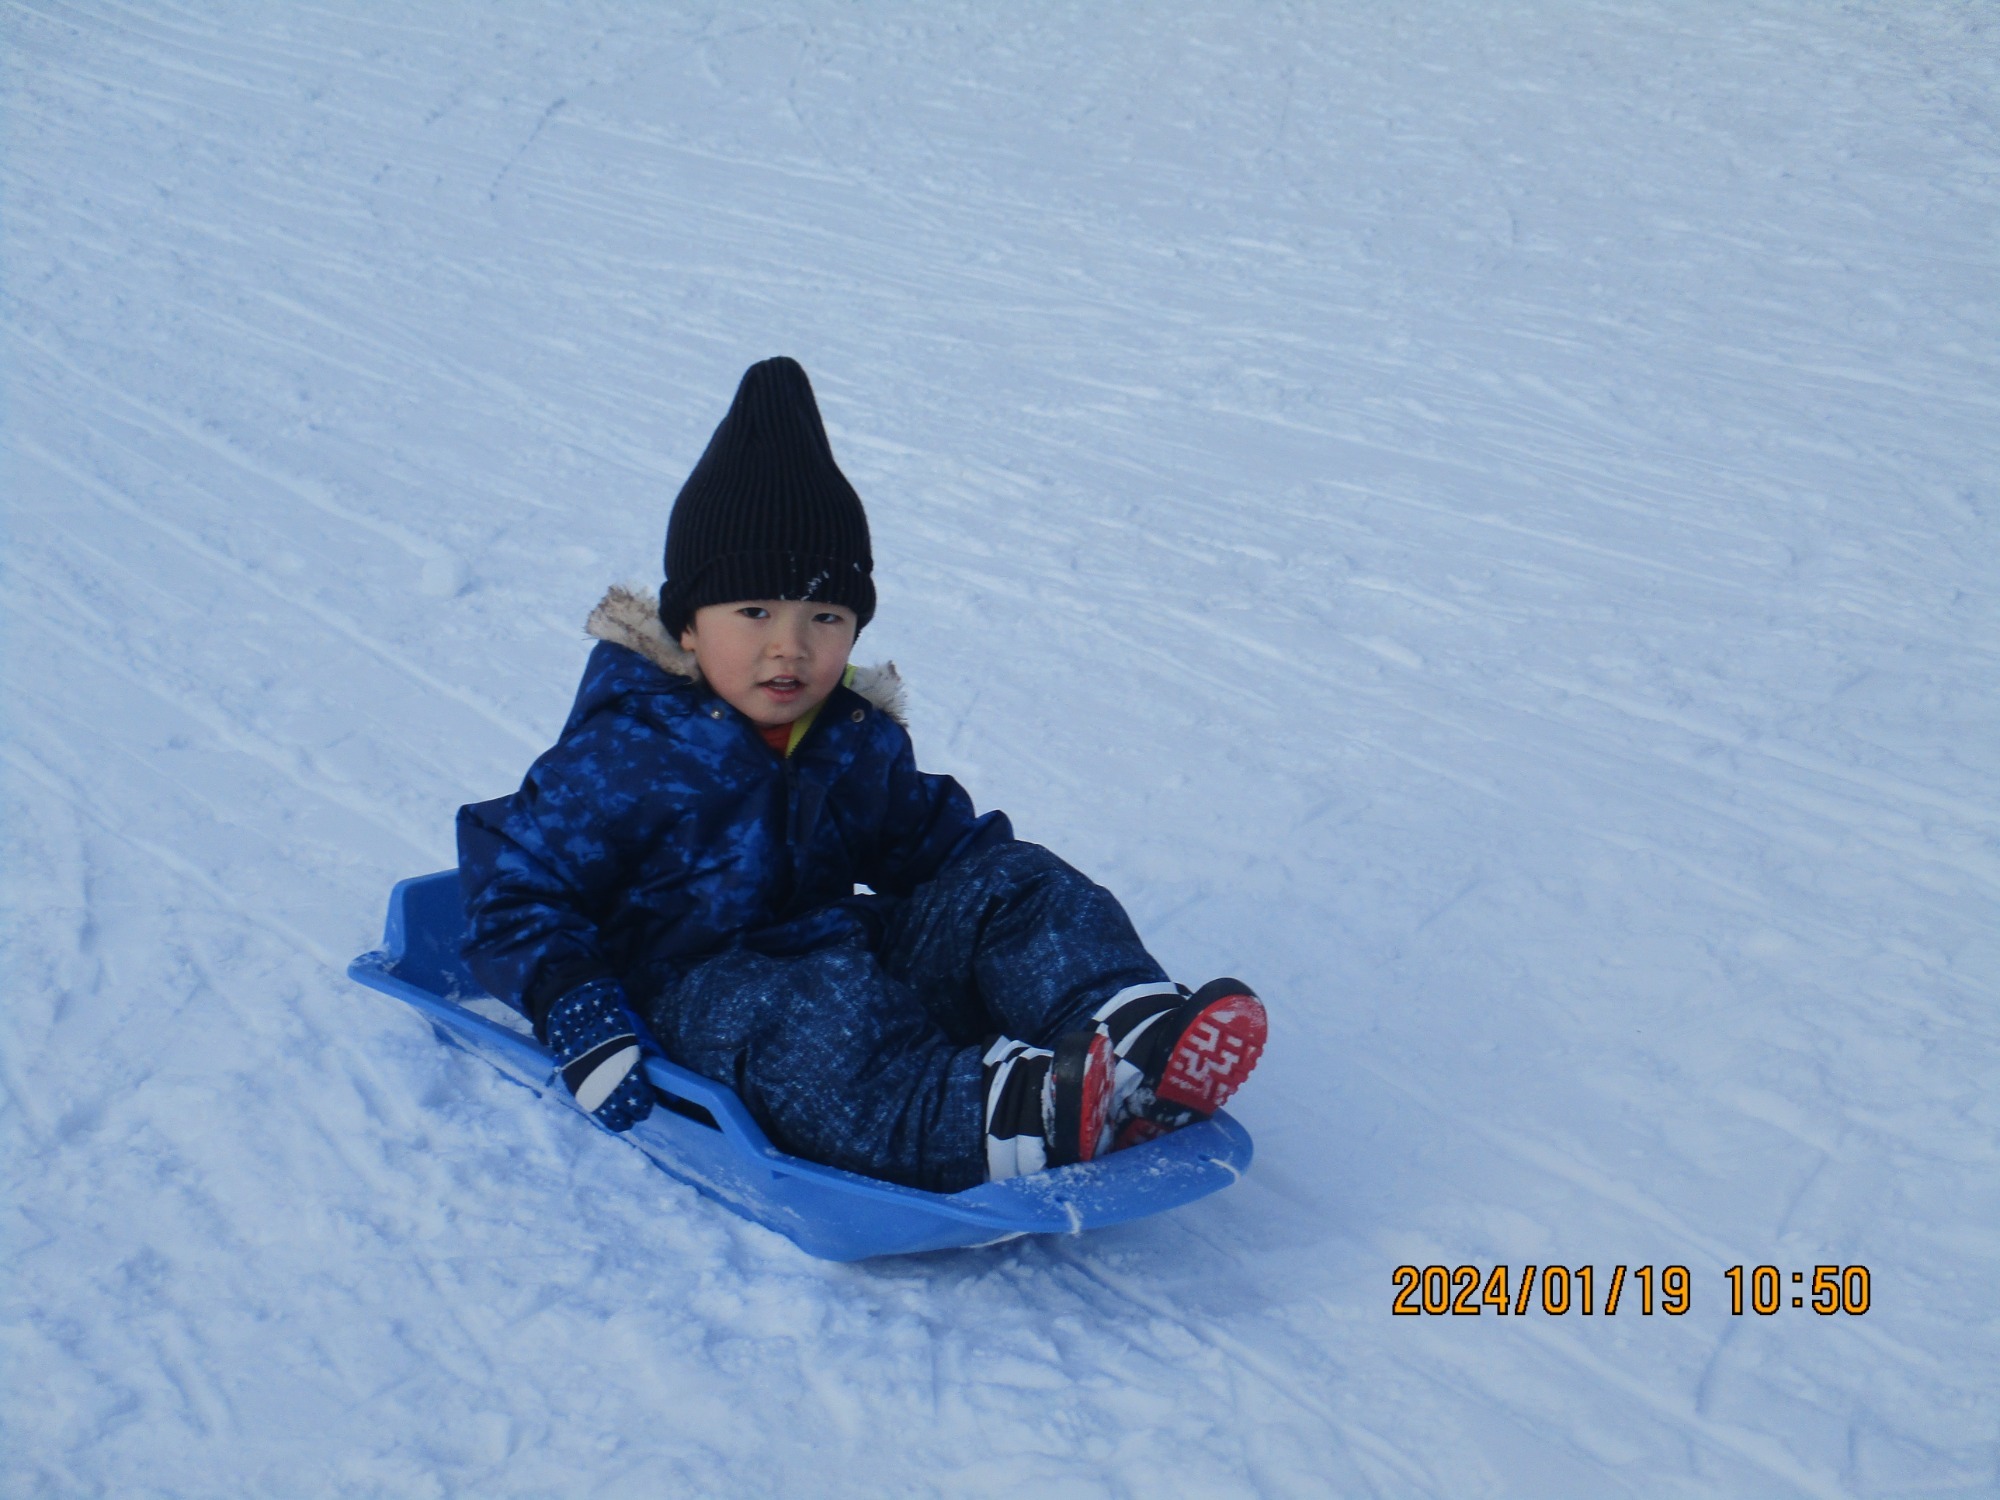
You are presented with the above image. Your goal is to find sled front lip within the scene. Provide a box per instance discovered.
[348,870,1254,1260]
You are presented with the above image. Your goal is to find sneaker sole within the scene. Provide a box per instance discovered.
[1153,983,1266,1119]
[1050,1030,1114,1167]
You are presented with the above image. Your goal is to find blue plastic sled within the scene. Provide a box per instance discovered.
[348,872,1253,1260]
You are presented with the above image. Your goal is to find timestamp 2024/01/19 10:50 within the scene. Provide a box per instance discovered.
[1391,1264,1872,1317]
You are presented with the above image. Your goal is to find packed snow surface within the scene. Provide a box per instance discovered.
[5,2,1997,1495]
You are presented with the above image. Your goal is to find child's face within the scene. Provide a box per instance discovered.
[679,599,858,729]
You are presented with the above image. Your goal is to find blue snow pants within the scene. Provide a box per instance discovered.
[634,841,1169,1192]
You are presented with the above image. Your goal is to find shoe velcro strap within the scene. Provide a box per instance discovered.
[983,1043,1051,1183]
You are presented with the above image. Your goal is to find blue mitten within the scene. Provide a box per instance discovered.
[545,979,654,1132]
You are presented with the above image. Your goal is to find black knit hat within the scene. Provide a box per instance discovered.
[659,358,875,639]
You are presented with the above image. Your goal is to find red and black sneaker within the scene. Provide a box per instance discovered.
[981,1030,1115,1181]
[1093,978,1267,1149]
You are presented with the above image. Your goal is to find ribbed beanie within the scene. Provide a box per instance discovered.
[659,358,875,639]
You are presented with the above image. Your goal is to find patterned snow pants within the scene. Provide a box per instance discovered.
[636,841,1169,1192]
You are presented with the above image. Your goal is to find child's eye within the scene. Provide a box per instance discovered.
[813,612,844,625]
[737,606,769,620]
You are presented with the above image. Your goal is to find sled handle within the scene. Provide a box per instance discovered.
[639,1054,778,1153]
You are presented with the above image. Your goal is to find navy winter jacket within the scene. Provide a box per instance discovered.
[457,587,1013,1037]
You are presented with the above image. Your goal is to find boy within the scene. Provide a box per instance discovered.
[458,358,1264,1192]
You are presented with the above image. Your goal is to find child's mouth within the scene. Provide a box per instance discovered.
[760,677,803,698]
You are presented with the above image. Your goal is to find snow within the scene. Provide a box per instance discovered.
[4,1,1997,1493]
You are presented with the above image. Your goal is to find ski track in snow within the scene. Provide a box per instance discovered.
[4,1,1997,1495]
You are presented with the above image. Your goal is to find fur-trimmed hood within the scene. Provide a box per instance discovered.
[585,585,907,726]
